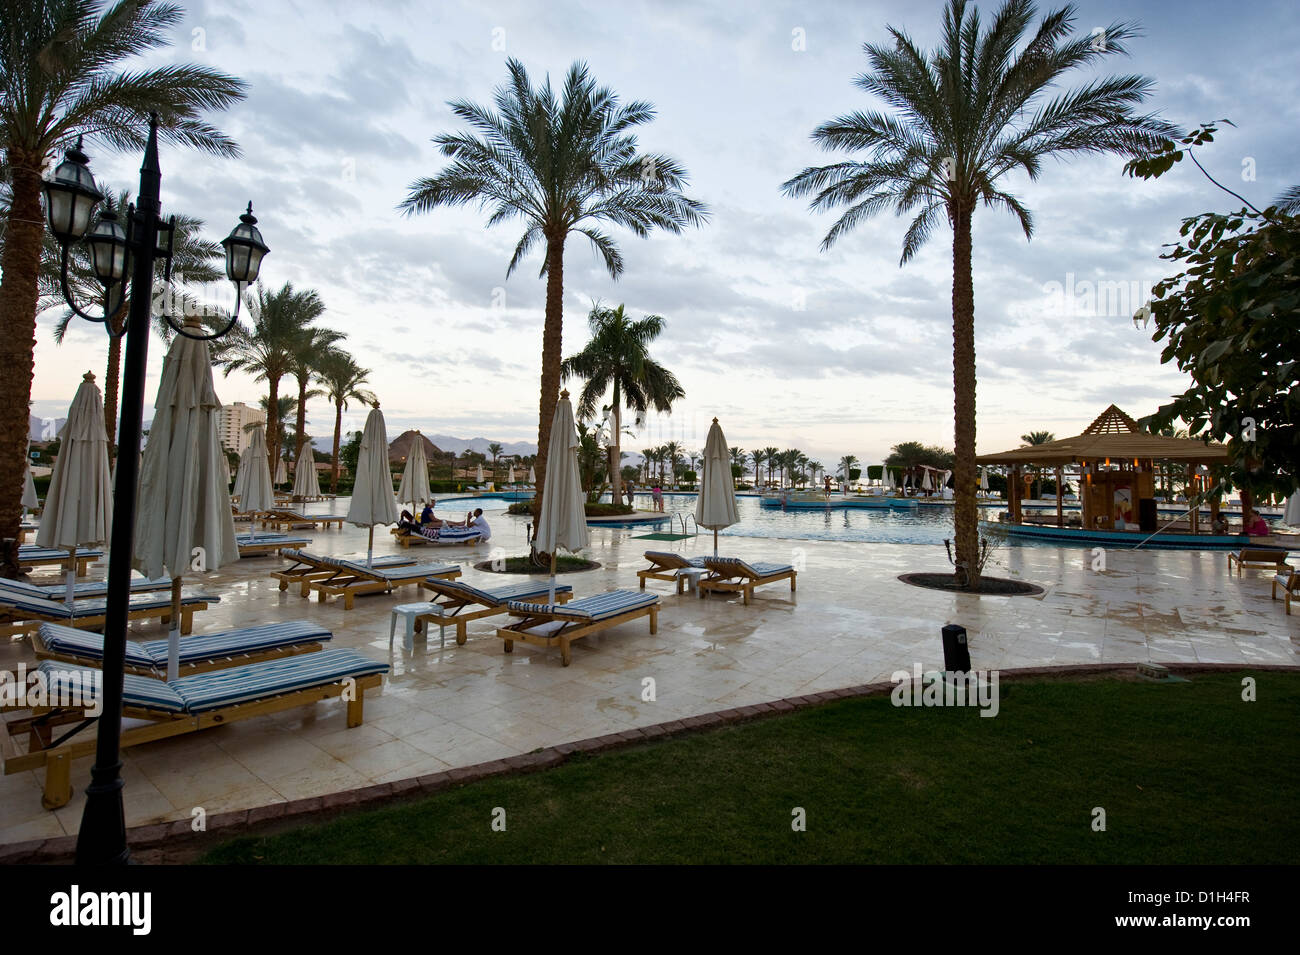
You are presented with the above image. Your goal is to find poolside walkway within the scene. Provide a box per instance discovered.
[2,512,1296,843]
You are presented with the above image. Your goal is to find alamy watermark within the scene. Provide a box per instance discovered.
[0,664,102,716]
[890,664,1000,717]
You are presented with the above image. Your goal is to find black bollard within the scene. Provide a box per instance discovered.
[941,624,971,673]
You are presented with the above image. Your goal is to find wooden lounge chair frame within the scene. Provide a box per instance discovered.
[237,536,310,558]
[270,551,415,596]
[309,563,462,610]
[3,671,382,809]
[18,552,96,577]
[637,552,705,593]
[31,630,325,677]
[416,580,572,645]
[260,510,346,531]
[496,600,658,667]
[1228,548,1291,575]
[698,559,797,606]
[0,599,208,640]
[1271,568,1298,615]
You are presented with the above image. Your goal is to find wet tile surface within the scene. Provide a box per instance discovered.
[3,511,1297,840]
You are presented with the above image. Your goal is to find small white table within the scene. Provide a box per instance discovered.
[679,567,708,595]
[389,601,446,652]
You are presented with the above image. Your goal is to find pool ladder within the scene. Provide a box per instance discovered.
[675,512,698,537]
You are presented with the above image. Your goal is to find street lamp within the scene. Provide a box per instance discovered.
[42,113,267,864]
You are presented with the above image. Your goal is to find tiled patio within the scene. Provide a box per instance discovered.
[3,509,1297,843]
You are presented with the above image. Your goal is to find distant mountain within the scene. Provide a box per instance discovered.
[425,434,536,459]
[388,430,444,462]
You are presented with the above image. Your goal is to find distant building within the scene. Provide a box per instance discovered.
[218,402,265,455]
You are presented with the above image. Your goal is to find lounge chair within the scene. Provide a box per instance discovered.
[417,578,573,645]
[269,549,415,596]
[259,509,346,531]
[391,523,484,548]
[3,648,388,809]
[33,619,331,676]
[1271,568,1298,615]
[495,589,659,666]
[0,574,173,603]
[0,589,215,638]
[1228,547,1291,575]
[698,556,797,606]
[17,546,101,577]
[307,557,462,610]
[236,533,313,558]
[637,550,707,592]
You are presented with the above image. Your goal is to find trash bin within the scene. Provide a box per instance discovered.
[941,624,971,673]
[1138,497,1158,532]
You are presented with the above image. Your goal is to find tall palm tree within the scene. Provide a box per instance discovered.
[782,0,1175,587]
[762,447,780,487]
[399,59,706,536]
[215,283,327,472]
[562,303,684,505]
[51,195,223,453]
[840,454,859,487]
[729,447,746,480]
[0,0,245,576]
[750,450,765,487]
[1020,430,1055,498]
[640,447,656,484]
[662,441,683,489]
[487,442,503,483]
[317,351,375,492]
[289,328,345,471]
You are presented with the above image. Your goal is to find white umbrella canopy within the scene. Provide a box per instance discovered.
[528,466,536,483]
[534,391,588,602]
[397,432,430,507]
[921,469,933,492]
[233,424,275,514]
[507,464,516,484]
[346,404,398,565]
[292,445,321,499]
[980,466,990,491]
[274,455,288,486]
[218,448,231,489]
[694,417,739,555]
[476,464,484,485]
[1285,490,1300,526]
[22,449,38,510]
[133,319,240,679]
[36,372,112,604]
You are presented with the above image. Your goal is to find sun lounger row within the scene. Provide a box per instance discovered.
[416,578,573,645]
[259,509,346,531]
[17,546,101,577]
[271,548,415,595]
[236,533,313,557]
[305,556,461,610]
[638,552,796,605]
[0,574,173,603]
[3,649,387,809]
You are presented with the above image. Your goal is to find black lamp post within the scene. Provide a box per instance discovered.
[42,113,267,864]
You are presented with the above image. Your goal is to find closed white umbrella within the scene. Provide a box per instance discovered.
[921,469,933,492]
[534,390,588,602]
[397,431,430,508]
[134,317,240,680]
[507,464,516,485]
[22,445,38,511]
[346,403,398,566]
[1285,490,1300,526]
[233,424,275,536]
[292,441,321,500]
[219,447,232,490]
[528,465,536,483]
[980,466,989,492]
[274,455,288,486]
[476,464,484,485]
[36,372,112,604]
[694,417,739,555]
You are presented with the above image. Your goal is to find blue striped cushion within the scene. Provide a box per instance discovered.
[706,557,794,577]
[18,546,103,561]
[338,560,457,580]
[0,590,215,620]
[0,576,173,600]
[137,620,330,663]
[169,649,389,713]
[643,551,707,568]
[427,578,572,606]
[238,535,311,546]
[38,623,158,668]
[507,589,658,620]
[36,662,189,713]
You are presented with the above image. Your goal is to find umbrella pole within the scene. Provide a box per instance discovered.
[367,527,374,568]
[714,528,718,557]
[65,546,77,606]
[548,550,557,605]
[166,577,182,682]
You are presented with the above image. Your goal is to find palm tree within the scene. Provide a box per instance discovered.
[781,0,1175,587]
[662,441,683,489]
[487,442,503,483]
[0,0,245,576]
[750,450,766,487]
[762,447,780,487]
[215,283,327,472]
[50,195,223,453]
[289,328,345,472]
[729,447,746,480]
[640,447,656,484]
[399,59,706,536]
[1020,430,1056,498]
[316,351,374,492]
[840,454,859,488]
[560,303,683,504]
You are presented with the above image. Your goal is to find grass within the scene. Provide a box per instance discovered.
[201,672,1299,865]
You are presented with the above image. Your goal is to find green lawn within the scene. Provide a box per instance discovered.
[203,673,1300,864]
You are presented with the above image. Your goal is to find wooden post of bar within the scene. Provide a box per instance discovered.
[1055,466,1064,527]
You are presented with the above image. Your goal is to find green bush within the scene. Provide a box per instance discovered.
[508,501,632,517]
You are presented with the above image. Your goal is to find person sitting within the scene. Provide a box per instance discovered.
[1213,514,1230,535]
[468,507,491,541]
[420,502,435,526]
[1244,509,1270,537]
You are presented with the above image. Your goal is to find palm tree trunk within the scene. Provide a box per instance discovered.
[295,378,308,464]
[951,205,980,588]
[609,381,622,506]
[266,378,281,474]
[331,400,343,492]
[0,156,45,578]
[532,233,565,553]
[102,302,128,458]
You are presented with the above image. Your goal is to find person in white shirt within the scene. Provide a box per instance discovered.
[469,507,491,541]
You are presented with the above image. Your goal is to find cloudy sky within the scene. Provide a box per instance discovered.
[30,0,1300,469]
